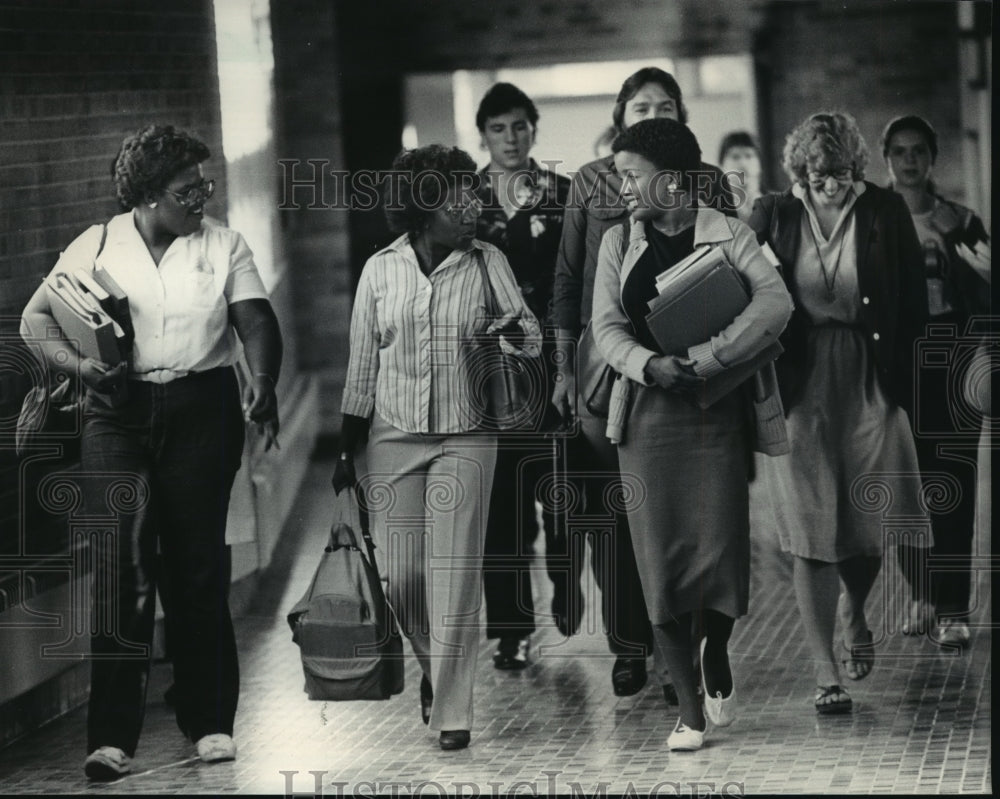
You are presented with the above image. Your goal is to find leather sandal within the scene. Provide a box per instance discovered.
[815,684,853,714]
[842,629,875,680]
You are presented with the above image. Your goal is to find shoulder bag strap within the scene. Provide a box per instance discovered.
[474,247,501,317]
[92,223,108,271]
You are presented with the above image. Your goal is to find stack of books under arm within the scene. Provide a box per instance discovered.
[45,268,134,403]
[644,245,783,409]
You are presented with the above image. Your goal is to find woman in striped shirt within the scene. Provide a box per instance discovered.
[334,145,541,751]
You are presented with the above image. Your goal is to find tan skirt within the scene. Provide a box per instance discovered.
[760,325,926,562]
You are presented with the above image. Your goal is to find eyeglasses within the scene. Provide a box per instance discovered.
[443,196,483,222]
[163,178,216,208]
[807,169,853,187]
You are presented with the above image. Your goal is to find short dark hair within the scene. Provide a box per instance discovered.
[718,131,760,164]
[385,144,479,239]
[611,118,702,193]
[782,111,869,186]
[611,67,688,133]
[476,82,539,131]
[881,115,938,162]
[111,125,210,210]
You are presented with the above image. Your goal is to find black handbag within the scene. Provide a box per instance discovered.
[577,218,632,418]
[287,484,405,701]
[578,321,616,418]
[472,249,541,431]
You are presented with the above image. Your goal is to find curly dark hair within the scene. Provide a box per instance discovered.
[611,118,702,193]
[476,83,539,131]
[782,112,868,186]
[611,67,688,133]
[111,125,210,210]
[384,145,479,239]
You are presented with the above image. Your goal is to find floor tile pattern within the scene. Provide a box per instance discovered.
[0,456,991,795]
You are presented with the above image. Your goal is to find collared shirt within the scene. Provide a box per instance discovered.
[49,211,268,382]
[341,235,542,435]
[791,181,864,325]
[475,160,570,326]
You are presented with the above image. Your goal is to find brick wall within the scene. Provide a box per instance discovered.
[754,0,965,199]
[0,0,226,321]
[271,0,352,438]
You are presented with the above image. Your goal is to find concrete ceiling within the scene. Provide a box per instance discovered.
[340,0,770,71]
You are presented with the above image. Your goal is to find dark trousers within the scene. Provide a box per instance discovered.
[483,437,556,639]
[897,362,980,617]
[482,405,653,654]
[82,367,244,756]
[562,410,653,656]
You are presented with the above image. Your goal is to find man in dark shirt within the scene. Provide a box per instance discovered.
[474,83,570,671]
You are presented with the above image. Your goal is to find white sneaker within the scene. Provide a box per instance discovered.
[700,638,737,727]
[667,719,705,751]
[84,746,131,780]
[934,618,971,648]
[196,733,237,763]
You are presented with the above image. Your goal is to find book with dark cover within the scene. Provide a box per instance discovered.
[645,260,749,356]
[644,252,782,408]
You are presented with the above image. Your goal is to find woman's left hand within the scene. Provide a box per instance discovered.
[243,374,280,451]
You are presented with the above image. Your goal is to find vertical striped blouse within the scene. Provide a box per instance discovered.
[341,235,542,434]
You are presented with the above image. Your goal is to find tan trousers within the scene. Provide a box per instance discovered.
[360,414,497,731]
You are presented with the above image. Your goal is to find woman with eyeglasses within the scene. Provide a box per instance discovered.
[748,112,927,715]
[20,124,282,779]
[333,144,541,751]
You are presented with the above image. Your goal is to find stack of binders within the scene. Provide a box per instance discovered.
[45,268,133,365]
[644,246,782,408]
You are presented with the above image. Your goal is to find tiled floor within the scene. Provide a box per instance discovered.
[0,453,991,795]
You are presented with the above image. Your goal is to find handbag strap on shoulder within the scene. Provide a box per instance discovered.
[92,223,109,270]
[473,248,501,316]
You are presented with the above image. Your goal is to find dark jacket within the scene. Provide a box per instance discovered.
[475,162,570,327]
[924,192,990,319]
[747,183,928,415]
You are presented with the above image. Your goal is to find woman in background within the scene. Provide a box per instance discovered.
[335,144,541,750]
[881,114,990,648]
[749,112,927,714]
[719,131,767,224]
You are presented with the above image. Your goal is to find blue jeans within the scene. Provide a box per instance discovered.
[82,367,244,756]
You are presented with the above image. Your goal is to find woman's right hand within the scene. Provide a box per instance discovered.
[332,452,357,495]
[644,355,703,393]
[80,358,126,393]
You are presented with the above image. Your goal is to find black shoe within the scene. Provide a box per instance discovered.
[420,674,433,725]
[492,636,530,670]
[552,583,584,637]
[611,655,648,696]
[662,682,679,706]
[439,730,470,750]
